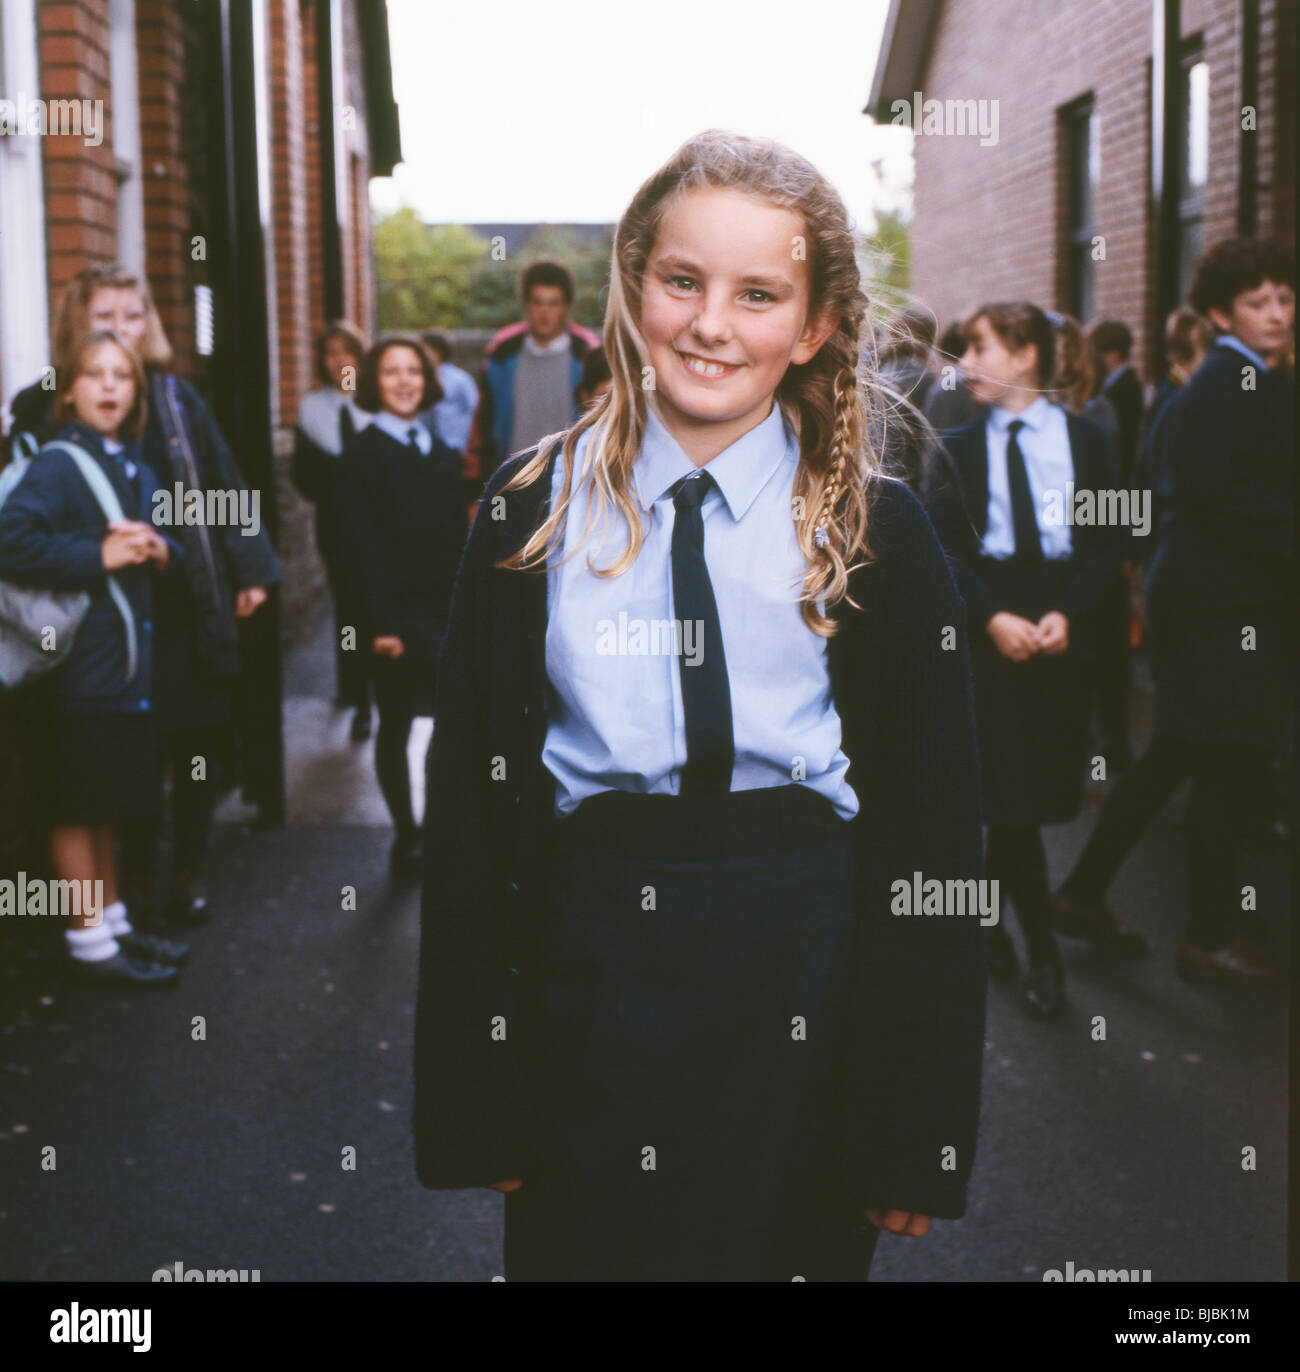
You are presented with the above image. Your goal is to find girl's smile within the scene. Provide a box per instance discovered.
[675,347,746,381]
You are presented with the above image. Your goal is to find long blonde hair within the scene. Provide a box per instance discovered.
[51,263,174,374]
[496,129,888,635]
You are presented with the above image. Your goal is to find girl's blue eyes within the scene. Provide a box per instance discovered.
[666,276,774,304]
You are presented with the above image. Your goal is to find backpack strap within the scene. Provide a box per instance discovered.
[44,440,139,684]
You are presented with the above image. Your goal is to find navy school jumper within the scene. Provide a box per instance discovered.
[413,442,988,1221]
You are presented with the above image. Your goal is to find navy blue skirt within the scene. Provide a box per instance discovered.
[503,783,880,1282]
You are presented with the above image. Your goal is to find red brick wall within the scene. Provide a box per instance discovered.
[302,0,328,349]
[907,0,1288,380]
[39,0,116,309]
[135,0,194,375]
[269,0,311,422]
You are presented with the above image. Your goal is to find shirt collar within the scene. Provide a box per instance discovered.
[1215,334,1270,373]
[373,410,431,452]
[523,331,571,358]
[989,394,1053,434]
[632,399,797,521]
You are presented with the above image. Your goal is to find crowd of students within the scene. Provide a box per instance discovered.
[0,234,1291,1024]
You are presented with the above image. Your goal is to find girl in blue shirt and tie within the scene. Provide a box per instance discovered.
[413,131,987,1282]
[927,303,1124,1020]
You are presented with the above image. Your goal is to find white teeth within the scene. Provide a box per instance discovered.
[681,353,734,378]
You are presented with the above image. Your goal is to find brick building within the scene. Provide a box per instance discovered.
[0,0,400,865]
[867,0,1295,378]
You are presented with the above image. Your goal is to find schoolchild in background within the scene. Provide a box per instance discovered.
[413,130,986,1282]
[292,321,373,742]
[7,264,281,928]
[923,320,984,431]
[418,332,479,456]
[928,302,1125,1019]
[574,344,611,413]
[1049,311,1133,769]
[0,332,188,985]
[338,334,465,880]
[1053,238,1294,985]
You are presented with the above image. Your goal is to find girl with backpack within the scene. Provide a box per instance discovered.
[0,331,189,985]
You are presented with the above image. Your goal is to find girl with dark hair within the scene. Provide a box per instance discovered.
[338,334,462,879]
[927,303,1125,1019]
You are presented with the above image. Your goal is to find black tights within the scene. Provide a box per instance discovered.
[120,722,229,905]
[985,824,1056,965]
[1061,733,1267,948]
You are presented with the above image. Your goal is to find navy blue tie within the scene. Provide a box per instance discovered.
[670,470,733,795]
[1005,419,1042,562]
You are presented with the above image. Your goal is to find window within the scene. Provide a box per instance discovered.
[1062,96,1099,323]
[1176,41,1208,303]
[109,0,145,276]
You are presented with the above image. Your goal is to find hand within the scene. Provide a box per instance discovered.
[101,522,153,570]
[235,587,268,618]
[865,1208,931,1237]
[986,611,1039,662]
[373,635,405,659]
[487,1178,523,1193]
[1033,611,1069,656]
[136,527,172,568]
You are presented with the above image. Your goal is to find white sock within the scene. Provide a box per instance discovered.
[103,900,132,936]
[65,922,121,964]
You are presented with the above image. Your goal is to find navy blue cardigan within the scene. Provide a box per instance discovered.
[0,422,182,713]
[413,443,989,1221]
[924,409,1124,642]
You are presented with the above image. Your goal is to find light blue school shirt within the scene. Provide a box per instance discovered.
[981,396,1074,559]
[1215,334,1271,372]
[371,408,432,455]
[542,399,859,820]
[419,361,478,452]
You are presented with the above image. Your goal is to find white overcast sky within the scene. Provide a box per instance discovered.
[370,0,914,232]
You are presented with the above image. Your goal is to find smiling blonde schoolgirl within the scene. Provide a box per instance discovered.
[413,131,987,1282]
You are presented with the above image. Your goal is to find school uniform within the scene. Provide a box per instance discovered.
[337,411,466,836]
[291,388,372,709]
[1145,337,1293,753]
[1060,338,1292,956]
[927,399,1124,827]
[413,402,988,1282]
[0,422,182,824]
[8,374,282,902]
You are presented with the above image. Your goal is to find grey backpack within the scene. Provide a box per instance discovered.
[0,436,138,692]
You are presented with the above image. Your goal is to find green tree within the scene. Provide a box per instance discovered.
[859,209,912,320]
[374,209,487,330]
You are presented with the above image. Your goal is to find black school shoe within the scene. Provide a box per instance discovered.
[70,951,181,987]
[116,929,191,966]
[390,830,424,882]
[1019,950,1066,1019]
[350,708,373,743]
